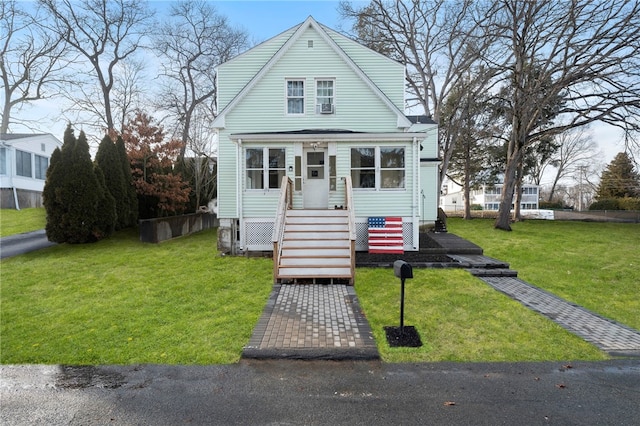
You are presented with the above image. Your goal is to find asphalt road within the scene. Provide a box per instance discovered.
[1,360,639,425]
[0,229,56,259]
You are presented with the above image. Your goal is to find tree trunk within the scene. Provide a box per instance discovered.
[513,158,524,221]
[495,150,521,231]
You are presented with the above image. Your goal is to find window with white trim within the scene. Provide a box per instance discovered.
[316,79,334,114]
[35,155,48,180]
[16,150,32,177]
[0,148,6,175]
[286,80,304,114]
[350,147,405,190]
[380,147,405,189]
[246,147,286,190]
[351,148,375,189]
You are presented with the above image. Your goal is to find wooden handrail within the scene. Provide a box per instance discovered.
[272,176,293,281]
[343,176,357,283]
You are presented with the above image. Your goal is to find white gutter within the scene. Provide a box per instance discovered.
[229,132,428,143]
[413,136,419,248]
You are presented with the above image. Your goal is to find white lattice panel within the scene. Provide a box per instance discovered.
[244,220,274,251]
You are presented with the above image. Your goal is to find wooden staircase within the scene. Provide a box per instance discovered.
[275,209,354,284]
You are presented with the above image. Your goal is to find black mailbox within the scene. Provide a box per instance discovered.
[393,260,413,280]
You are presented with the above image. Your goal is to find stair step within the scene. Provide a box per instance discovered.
[284,224,349,232]
[286,216,349,225]
[282,239,350,249]
[277,267,353,278]
[468,268,517,277]
[284,231,349,240]
[286,209,348,217]
[281,248,352,257]
[279,257,352,267]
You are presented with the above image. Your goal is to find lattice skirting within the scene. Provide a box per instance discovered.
[242,218,416,252]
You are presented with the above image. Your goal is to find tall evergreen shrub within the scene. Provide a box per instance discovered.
[96,134,128,229]
[116,135,138,227]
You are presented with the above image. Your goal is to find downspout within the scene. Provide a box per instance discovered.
[237,138,243,253]
[413,136,418,249]
[4,144,20,210]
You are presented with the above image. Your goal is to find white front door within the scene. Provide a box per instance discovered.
[303,148,328,209]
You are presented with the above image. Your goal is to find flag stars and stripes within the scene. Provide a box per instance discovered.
[368,217,404,254]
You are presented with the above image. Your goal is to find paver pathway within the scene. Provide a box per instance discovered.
[480,276,640,356]
[243,284,379,360]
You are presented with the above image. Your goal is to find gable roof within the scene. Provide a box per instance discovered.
[212,16,412,129]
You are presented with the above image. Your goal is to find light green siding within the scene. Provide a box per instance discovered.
[214,17,438,252]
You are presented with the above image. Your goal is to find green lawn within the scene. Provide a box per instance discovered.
[0,208,46,237]
[1,228,273,364]
[447,218,640,331]
[1,214,635,364]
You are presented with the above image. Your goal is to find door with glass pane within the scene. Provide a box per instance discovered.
[303,148,328,209]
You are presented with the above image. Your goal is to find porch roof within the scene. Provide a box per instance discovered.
[229,129,429,143]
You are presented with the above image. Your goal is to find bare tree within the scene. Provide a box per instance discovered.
[39,0,155,134]
[154,0,248,158]
[483,0,640,230]
[339,0,498,185]
[1,0,66,133]
[544,127,601,202]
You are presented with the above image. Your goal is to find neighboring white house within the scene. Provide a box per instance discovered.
[0,133,62,209]
[212,17,439,255]
[440,179,540,212]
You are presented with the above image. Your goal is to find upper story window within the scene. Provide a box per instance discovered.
[522,187,538,195]
[286,80,304,114]
[16,150,32,178]
[246,147,286,190]
[316,79,334,114]
[351,147,405,190]
[35,155,48,180]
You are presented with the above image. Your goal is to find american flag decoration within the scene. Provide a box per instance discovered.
[368,217,404,254]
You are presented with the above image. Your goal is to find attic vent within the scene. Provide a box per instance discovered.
[308,40,313,48]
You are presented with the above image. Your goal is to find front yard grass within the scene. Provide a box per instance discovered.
[447,218,640,331]
[0,208,46,237]
[1,216,635,365]
[1,228,273,364]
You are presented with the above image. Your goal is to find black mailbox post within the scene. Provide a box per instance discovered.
[393,260,413,334]
[385,260,422,347]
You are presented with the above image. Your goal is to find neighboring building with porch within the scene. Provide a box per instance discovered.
[212,17,439,283]
[1,133,62,209]
[440,179,540,212]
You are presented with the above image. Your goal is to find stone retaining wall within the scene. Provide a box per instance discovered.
[139,213,218,243]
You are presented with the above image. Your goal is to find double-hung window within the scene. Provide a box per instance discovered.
[316,79,334,114]
[16,150,32,178]
[35,155,48,180]
[351,147,405,190]
[246,147,286,190]
[286,80,304,114]
[351,148,375,189]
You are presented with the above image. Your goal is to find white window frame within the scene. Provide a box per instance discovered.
[286,79,305,115]
[35,154,48,180]
[315,78,335,114]
[16,149,32,178]
[245,147,287,191]
[350,146,406,191]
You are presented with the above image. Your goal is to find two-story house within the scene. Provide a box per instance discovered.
[1,133,62,209]
[212,17,438,283]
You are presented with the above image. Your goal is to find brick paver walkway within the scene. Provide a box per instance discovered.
[242,284,379,360]
[480,276,640,356]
